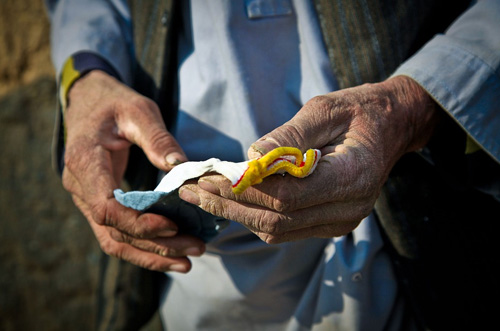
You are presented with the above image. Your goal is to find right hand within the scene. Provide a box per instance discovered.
[180,76,439,243]
[62,70,205,273]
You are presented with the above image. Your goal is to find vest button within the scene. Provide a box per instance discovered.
[351,272,362,282]
[161,11,169,27]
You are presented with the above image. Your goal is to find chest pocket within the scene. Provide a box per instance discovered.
[245,0,293,19]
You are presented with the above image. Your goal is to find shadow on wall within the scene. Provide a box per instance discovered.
[0,2,165,330]
[0,77,101,329]
[0,0,55,97]
[0,1,102,329]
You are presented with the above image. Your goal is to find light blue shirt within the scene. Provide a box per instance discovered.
[393,0,500,165]
[161,1,401,330]
[46,0,500,329]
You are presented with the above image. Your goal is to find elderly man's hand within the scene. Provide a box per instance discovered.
[179,76,439,243]
[62,70,205,272]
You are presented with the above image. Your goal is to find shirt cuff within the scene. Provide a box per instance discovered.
[59,51,122,113]
[392,35,500,164]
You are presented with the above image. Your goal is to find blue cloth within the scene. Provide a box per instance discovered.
[114,189,229,242]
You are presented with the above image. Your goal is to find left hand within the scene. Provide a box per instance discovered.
[179,76,439,243]
[62,70,203,272]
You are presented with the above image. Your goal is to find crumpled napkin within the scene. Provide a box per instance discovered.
[114,147,321,242]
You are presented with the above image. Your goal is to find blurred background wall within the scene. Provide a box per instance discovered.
[0,0,102,329]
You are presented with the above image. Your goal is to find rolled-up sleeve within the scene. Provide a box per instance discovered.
[393,0,500,164]
[45,0,134,86]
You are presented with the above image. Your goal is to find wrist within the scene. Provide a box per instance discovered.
[59,52,122,113]
[380,75,440,154]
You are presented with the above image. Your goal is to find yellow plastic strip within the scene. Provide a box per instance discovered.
[232,147,320,194]
[59,56,81,113]
[465,135,482,154]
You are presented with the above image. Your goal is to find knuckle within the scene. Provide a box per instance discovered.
[90,202,108,226]
[148,129,171,151]
[99,238,118,257]
[129,95,159,113]
[259,232,285,245]
[272,189,294,213]
[203,198,223,218]
[344,220,360,234]
[135,214,155,237]
[262,234,276,244]
[272,198,290,213]
[325,223,355,237]
[269,180,300,213]
[157,247,177,257]
[307,95,331,109]
[356,201,375,220]
[255,213,286,236]
[63,137,92,172]
[61,171,74,192]
[108,228,129,243]
[157,247,169,257]
[305,95,337,117]
[63,147,80,173]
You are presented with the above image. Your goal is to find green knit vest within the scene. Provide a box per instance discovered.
[130,0,470,91]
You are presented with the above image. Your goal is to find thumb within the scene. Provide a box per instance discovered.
[140,126,188,171]
[119,98,187,171]
[248,108,321,160]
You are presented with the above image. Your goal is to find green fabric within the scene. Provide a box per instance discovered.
[313,0,470,88]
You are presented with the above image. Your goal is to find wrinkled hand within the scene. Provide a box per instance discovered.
[179,76,439,243]
[62,70,205,272]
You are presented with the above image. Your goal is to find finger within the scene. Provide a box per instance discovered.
[73,192,192,272]
[197,147,376,212]
[107,228,206,258]
[250,223,358,244]
[62,166,84,199]
[64,139,180,238]
[179,184,370,243]
[73,192,179,240]
[87,219,193,273]
[117,97,188,170]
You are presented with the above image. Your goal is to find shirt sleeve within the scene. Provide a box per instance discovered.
[44,0,135,174]
[392,0,500,164]
[45,0,134,86]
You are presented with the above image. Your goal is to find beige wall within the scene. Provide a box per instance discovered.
[0,1,99,330]
[0,0,55,97]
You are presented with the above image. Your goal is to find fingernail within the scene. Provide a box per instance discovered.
[185,247,202,256]
[157,228,177,237]
[170,264,188,273]
[198,178,220,195]
[166,152,186,166]
[179,187,201,206]
[249,139,280,159]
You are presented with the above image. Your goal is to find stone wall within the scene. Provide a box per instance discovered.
[0,77,101,331]
[0,2,165,329]
[0,1,100,329]
[0,0,55,97]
